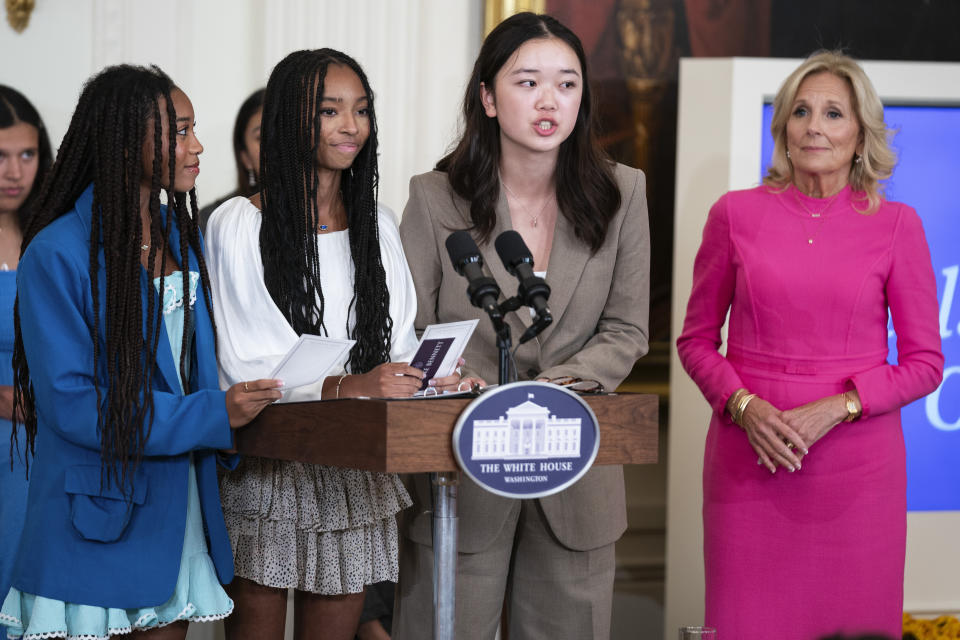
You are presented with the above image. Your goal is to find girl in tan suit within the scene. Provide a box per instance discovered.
[394,13,650,640]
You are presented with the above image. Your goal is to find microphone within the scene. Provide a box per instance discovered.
[445,231,502,321]
[494,230,552,343]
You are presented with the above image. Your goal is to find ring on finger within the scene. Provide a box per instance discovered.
[457,380,469,392]
[244,381,249,393]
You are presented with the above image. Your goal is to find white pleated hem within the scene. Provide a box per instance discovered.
[1,601,233,640]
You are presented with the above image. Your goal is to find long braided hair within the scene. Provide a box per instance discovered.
[258,49,391,373]
[11,65,216,490]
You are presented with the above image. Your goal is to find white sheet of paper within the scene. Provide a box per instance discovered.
[410,319,479,396]
[268,335,355,389]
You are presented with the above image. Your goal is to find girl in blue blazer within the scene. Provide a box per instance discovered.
[0,65,282,640]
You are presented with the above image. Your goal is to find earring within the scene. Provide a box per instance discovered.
[854,154,862,164]
[248,169,256,187]
[785,149,791,159]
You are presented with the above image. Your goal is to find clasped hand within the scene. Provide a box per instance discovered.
[739,394,849,474]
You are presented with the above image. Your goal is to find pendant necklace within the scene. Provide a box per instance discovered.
[317,197,344,233]
[800,219,828,246]
[501,178,553,228]
[793,188,841,245]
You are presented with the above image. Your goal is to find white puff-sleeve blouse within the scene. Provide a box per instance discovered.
[204,196,419,402]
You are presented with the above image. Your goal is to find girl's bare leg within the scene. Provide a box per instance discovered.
[223,576,288,640]
[293,588,366,640]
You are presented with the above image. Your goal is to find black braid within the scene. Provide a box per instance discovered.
[11,77,101,469]
[11,65,215,492]
[259,49,391,374]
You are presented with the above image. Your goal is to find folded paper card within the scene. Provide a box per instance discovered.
[410,319,479,394]
[269,335,356,389]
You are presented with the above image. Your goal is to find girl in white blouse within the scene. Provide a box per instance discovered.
[205,49,463,640]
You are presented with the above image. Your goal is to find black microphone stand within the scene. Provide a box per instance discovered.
[493,300,518,386]
[464,270,513,386]
[480,278,558,385]
[467,282,514,386]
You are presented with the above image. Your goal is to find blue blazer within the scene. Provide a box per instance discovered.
[10,184,235,608]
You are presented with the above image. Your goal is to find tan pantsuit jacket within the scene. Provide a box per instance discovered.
[398,164,650,553]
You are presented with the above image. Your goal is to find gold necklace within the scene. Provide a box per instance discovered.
[792,188,842,246]
[798,218,830,246]
[501,179,553,228]
[793,188,840,219]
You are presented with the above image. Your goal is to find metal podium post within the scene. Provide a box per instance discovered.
[431,470,459,640]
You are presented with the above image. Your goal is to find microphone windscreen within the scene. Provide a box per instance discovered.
[445,230,481,267]
[494,230,533,269]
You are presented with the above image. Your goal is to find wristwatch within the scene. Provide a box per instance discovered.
[842,391,862,422]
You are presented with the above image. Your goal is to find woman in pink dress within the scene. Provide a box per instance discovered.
[677,51,943,640]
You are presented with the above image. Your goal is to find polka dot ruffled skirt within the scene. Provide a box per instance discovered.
[219,457,412,595]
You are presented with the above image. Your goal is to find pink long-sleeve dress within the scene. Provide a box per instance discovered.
[677,184,943,640]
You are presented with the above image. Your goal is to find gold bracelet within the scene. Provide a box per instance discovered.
[733,393,757,427]
[727,388,747,423]
[728,388,748,411]
[335,373,351,399]
[730,390,750,423]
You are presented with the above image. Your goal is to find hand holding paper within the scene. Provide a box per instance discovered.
[225,378,284,428]
[337,362,425,398]
[409,320,479,395]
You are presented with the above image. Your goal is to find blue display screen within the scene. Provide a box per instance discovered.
[761,103,960,510]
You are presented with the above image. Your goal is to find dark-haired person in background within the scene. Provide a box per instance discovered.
[0,84,51,640]
[197,87,265,233]
[205,48,469,640]
[0,65,280,640]
[394,12,650,640]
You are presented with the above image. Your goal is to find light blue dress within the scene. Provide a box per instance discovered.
[0,270,25,640]
[1,271,233,639]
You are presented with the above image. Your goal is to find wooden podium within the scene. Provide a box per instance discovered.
[236,392,659,471]
[236,392,659,639]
